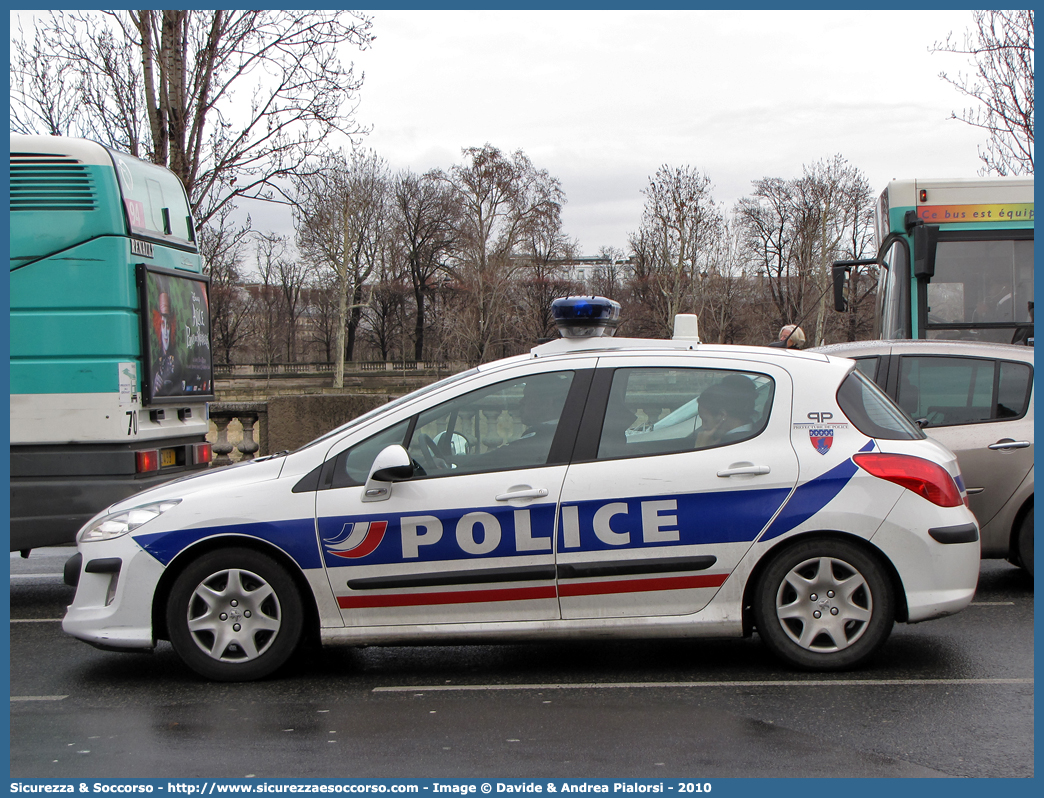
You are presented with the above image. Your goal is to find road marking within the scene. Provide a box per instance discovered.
[970,601,1016,606]
[374,677,1033,693]
[10,573,65,580]
[10,618,63,623]
[11,696,68,701]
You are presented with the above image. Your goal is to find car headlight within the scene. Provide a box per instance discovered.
[78,500,182,543]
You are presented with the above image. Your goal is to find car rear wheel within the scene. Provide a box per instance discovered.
[1016,508,1033,577]
[167,548,303,681]
[754,538,895,670]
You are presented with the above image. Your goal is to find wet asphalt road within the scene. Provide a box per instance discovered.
[9,547,1034,779]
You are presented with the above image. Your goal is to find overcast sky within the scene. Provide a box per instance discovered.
[271,8,985,255]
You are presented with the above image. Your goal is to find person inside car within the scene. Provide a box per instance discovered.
[695,380,757,448]
[476,373,573,469]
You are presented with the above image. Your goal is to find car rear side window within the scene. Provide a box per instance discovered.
[852,356,880,382]
[897,356,1033,426]
[997,361,1033,419]
[837,370,924,440]
[596,367,774,459]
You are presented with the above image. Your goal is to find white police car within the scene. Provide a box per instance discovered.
[63,298,981,681]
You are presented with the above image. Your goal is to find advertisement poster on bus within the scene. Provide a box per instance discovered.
[138,264,215,404]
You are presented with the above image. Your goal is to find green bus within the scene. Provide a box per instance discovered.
[834,177,1034,343]
[10,134,215,553]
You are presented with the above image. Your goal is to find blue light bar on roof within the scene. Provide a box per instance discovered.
[551,296,621,338]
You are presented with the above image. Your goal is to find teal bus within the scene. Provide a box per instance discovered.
[10,134,214,553]
[834,177,1034,343]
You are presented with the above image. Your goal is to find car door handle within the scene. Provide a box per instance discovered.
[988,440,1031,451]
[495,487,549,501]
[716,463,771,478]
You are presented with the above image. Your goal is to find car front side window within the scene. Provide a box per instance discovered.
[331,420,412,489]
[406,371,576,478]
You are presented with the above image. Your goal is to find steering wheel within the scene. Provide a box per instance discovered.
[414,433,446,473]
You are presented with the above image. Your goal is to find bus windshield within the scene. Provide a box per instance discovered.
[107,148,196,247]
[926,238,1034,342]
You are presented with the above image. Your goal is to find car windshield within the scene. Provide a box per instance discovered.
[293,368,479,453]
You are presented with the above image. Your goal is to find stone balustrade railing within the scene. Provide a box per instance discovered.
[214,361,467,378]
[208,402,269,466]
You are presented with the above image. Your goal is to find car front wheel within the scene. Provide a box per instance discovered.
[1016,508,1033,577]
[753,538,895,670]
[167,548,303,681]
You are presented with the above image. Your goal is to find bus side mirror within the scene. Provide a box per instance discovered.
[831,259,878,312]
[832,262,850,312]
[913,224,939,278]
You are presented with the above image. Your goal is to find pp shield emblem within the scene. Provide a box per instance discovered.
[809,428,834,455]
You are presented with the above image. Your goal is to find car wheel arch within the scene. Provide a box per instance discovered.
[740,530,909,636]
[151,534,320,645]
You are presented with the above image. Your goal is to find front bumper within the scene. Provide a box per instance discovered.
[62,538,166,651]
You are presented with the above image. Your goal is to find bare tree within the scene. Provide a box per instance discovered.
[628,165,723,338]
[362,254,410,362]
[198,206,252,365]
[590,246,628,302]
[302,270,343,364]
[933,10,1034,175]
[513,194,577,344]
[249,233,292,369]
[294,149,389,384]
[699,216,758,344]
[9,23,82,136]
[737,156,875,346]
[445,144,566,363]
[736,177,803,328]
[275,254,311,364]
[391,170,459,360]
[11,11,375,226]
[797,157,875,345]
[624,227,666,339]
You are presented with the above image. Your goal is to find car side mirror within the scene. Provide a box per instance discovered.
[362,444,414,503]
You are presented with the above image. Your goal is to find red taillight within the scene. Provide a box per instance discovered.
[853,453,963,508]
[136,449,160,473]
[194,442,213,465]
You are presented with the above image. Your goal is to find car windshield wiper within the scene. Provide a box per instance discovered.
[254,450,289,461]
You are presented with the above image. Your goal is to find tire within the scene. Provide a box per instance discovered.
[166,548,304,681]
[753,538,895,671]
[1016,508,1033,577]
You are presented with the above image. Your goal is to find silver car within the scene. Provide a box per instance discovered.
[814,339,1033,575]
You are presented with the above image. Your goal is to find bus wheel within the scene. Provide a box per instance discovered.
[1016,508,1033,577]
[167,548,303,681]
[753,538,895,670]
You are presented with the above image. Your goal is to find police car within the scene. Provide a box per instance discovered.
[63,298,981,681]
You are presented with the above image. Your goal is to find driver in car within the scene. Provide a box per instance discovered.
[479,374,572,469]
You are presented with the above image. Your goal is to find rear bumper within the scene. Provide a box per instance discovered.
[871,492,980,622]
